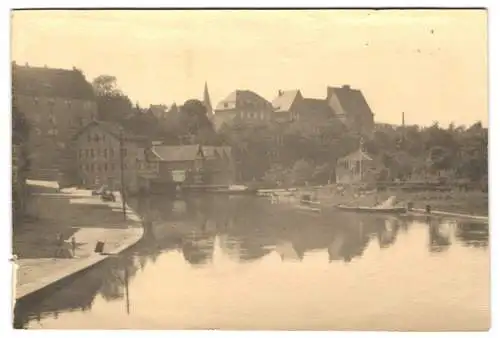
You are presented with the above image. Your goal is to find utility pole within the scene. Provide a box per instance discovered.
[125,266,130,315]
[119,129,127,222]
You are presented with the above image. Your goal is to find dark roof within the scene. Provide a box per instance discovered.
[327,85,374,118]
[152,144,202,162]
[12,64,95,100]
[72,120,148,142]
[215,90,272,111]
[271,90,301,112]
[299,98,335,118]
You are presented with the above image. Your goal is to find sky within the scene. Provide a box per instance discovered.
[11,9,488,127]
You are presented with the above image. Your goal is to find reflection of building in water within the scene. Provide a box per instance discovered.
[328,236,344,261]
[454,221,489,248]
[276,241,304,261]
[376,218,400,249]
[218,234,242,260]
[427,218,452,253]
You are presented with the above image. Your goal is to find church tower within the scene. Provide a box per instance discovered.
[203,81,214,120]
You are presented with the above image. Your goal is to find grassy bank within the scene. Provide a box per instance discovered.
[393,190,488,216]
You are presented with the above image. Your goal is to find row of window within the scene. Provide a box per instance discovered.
[79,148,127,159]
[87,133,108,143]
[240,111,268,120]
[80,162,127,172]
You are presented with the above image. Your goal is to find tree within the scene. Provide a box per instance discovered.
[12,101,29,145]
[92,75,122,96]
[92,75,134,122]
[291,159,314,185]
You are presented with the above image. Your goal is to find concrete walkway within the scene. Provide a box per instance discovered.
[13,182,144,301]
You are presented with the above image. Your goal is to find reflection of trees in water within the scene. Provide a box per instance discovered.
[455,221,489,249]
[132,195,413,266]
[181,235,215,266]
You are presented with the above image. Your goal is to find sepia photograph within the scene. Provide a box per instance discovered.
[9,8,489,331]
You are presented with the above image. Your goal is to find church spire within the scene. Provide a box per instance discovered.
[203,81,213,118]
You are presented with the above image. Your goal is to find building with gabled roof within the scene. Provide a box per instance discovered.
[327,85,374,134]
[213,89,273,129]
[147,144,236,186]
[270,85,375,134]
[271,89,303,122]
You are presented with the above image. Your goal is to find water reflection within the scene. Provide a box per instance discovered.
[14,195,489,329]
[455,221,489,249]
[14,252,139,328]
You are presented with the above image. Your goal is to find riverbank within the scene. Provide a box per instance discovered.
[12,180,144,301]
[293,185,488,217]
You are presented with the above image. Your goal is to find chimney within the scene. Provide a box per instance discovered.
[278,90,283,96]
[342,85,351,90]
[24,62,29,67]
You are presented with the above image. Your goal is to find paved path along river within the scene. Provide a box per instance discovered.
[14,194,490,331]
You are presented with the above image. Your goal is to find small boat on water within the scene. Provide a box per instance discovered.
[334,196,407,215]
[210,185,257,195]
[334,205,407,214]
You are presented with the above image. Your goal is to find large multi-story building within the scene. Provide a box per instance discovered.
[12,62,98,182]
[73,121,149,194]
[213,90,274,130]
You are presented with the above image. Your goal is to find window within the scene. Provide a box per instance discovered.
[122,148,127,157]
[111,163,116,171]
[90,149,95,158]
[224,103,228,108]
[110,149,114,158]
[103,135,106,142]
[96,164,101,172]
[97,149,101,157]
[103,149,108,158]
[104,163,108,171]
[84,164,89,170]
[85,149,89,157]
[79,150,83,159]
[88,134,92,142]
[90,163,94,172]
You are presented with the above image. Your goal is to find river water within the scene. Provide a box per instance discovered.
[14,195,490,330]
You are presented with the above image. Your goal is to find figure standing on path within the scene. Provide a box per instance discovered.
[54,233,64,258]
[71,236,76,258]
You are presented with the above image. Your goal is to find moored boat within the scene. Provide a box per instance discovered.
[334,205,407,214]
